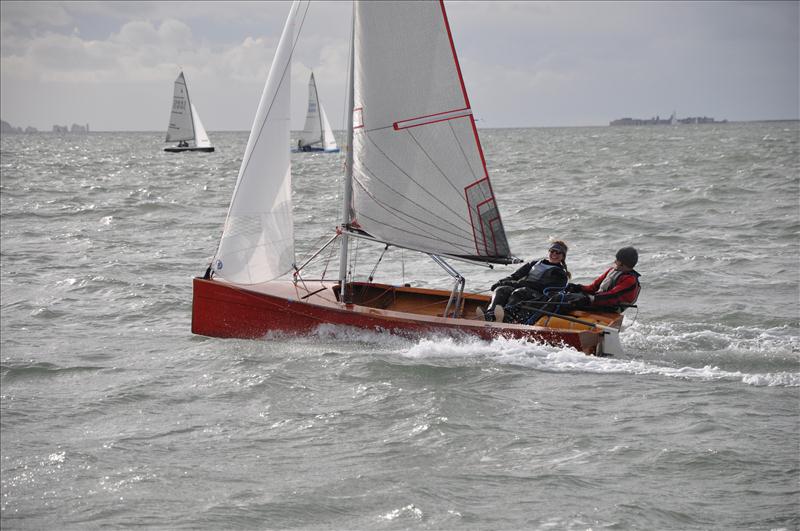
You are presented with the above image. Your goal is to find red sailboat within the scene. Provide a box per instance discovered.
[192,0,626,356]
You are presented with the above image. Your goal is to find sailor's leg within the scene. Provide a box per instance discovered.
[478,285,514,321]
[504,287,541,323]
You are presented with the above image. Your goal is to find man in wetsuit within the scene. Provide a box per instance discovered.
[566,246,641,310]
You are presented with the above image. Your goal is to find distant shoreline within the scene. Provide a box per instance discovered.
[1,119,797,135]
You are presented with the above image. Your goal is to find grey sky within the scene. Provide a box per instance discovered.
[1,1,797,131]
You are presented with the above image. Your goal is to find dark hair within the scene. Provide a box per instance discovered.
[616,246,638,268]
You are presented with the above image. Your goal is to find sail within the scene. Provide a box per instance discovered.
[298,72,338,151]
[211,1,301,284]
[190,103,213,148]
[350,1,512,263]
[165,72,195,142]
[320,104,338,151]
[299,73,322,148]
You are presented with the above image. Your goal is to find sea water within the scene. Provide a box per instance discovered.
[1,123,798,529]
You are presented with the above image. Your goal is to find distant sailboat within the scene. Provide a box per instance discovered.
[295,72,339,153]
[164,72,215,153]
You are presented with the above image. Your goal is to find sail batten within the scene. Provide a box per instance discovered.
[351,180,477,248]
[353,162,476,234]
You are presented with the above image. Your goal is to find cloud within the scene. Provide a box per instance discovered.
[1,16,276,86]
[0,1,796,131]
[213,36,277,83]
[0,1,74,35]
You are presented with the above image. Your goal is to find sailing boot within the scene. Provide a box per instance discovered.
[476,306,495,322]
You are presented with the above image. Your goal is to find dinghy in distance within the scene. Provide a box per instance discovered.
[294,72,339,153]
[164,71,215,153]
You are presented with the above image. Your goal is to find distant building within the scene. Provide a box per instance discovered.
[610,113,727,126]
[1,120,38,134]
[1,120,22,134]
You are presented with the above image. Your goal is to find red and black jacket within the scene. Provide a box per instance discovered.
[579,268,641,308]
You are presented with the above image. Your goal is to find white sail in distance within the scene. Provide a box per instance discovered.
[299,72,322,148]
[320,104,337,151]
[212,1,303,283]
[190,103,212,148]
[299,72,338,151]
[165,72,195,143]
[350,1,512,263]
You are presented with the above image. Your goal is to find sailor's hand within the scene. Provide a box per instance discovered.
[491,279,508,290]
[566,283,582,293]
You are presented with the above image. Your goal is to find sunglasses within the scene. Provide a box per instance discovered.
[549,249,564,255]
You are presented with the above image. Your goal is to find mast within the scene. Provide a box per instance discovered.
[338,4,355,301]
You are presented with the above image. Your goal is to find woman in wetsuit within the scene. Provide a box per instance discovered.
[478,240,570,322]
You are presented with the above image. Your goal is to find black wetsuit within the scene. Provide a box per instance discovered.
[484,258,569,321]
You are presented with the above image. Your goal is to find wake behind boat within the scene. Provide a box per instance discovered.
[294,72,339,153]
[192,0,626,356]
[164,71,215,153]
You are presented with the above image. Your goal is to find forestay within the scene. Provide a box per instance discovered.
[166,72,195,143]
[211,1,301,284]
[350,1,512,264]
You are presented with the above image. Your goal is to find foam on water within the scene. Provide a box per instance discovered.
[2,126,799,529]
[623,319,799,356]
[283,324,800,387]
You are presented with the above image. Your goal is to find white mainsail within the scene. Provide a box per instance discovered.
[298,72,339,151]
[350,1,511,263]
[211,1,301,283]
[166,72,194,143]
[298,72,322,148]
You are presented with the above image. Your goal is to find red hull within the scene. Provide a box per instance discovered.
[192,278,624,355]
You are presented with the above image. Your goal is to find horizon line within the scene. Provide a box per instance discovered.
[3,118,799,135]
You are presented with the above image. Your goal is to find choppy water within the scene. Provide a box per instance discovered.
[2,123,799,529]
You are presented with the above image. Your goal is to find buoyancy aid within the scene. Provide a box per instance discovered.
[592,269,641,306]
[523,260,568,290]
[598,268,624,293]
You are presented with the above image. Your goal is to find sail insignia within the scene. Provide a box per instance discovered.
[166,72,195,143]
